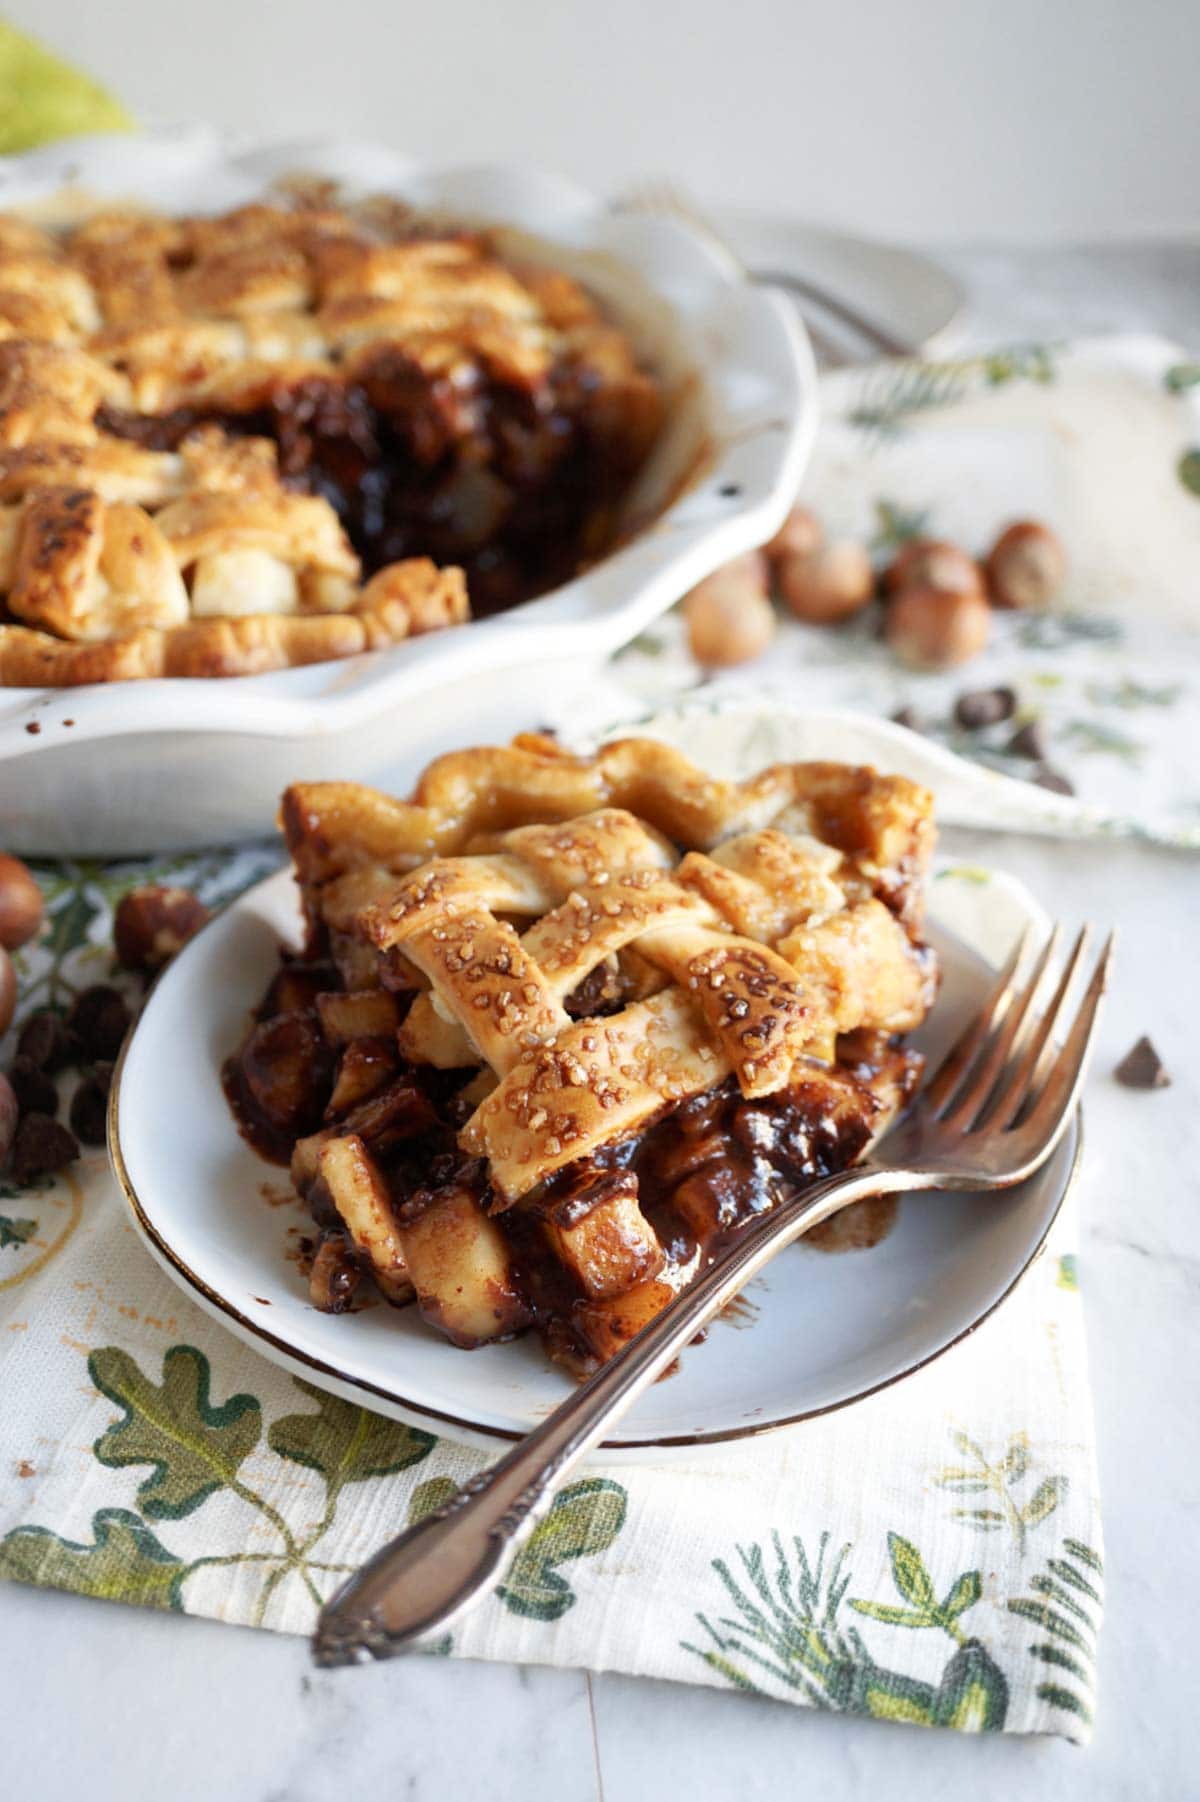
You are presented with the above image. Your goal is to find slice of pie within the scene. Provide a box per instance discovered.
[0,195,662,684]
[226,733,938,1373]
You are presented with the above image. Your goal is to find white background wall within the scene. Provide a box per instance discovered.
[12,0,1200,242]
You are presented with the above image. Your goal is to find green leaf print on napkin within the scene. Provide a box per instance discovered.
[936,1431,1068,1548]
[0,1214,37,1248]
[684,1528,1009,1729]
[849,346,1056,439]
[2,1348,440,1625]
[498,1477,628,1622]
[850,1533,982,1637]
[0,1508,185,1610]
[1164,363,1200,395]
[1177,449,1200,499]
[1008,1538,1103,1728]
[269,1380,435,1490]
[91,1344,262,1520]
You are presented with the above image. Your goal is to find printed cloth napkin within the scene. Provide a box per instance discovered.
[598,335,1200,850]
[0,856,1101,1743]
[11,333,1191,1741]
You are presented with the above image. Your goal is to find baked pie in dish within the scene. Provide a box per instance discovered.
[225,733,938,1374]
[0,196,662,685]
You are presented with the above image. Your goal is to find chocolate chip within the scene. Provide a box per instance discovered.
[1032,764,1075,796]
[69,1061,114,1146]
[1114,1036,1170,1090]
[954,686,1017,729]
[890,707,922,732]
[8,1055,58,1117]
[0,1074,16,1166]
[16,1010,79,1073]
[1007,720,1048,761]
[66,986,131,1061]
[11,1113,80,1183]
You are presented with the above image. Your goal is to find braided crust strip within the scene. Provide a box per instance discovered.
[0,557,467,684]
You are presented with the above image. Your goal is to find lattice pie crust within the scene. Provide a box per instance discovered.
[226,734,937,1367]
[0,199,660,684]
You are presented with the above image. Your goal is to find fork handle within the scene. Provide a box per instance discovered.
[313,1160,921,1666]
[750,269,915,359]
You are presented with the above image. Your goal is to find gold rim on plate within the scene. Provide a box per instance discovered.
[106,970,1082,1453]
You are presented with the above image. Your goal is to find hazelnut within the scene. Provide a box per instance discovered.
[0,1073,16,1166]
[885,585,991,670]
[986,520,1066,610]
[114,885,210,974]
[883,538,984,599]
[0,854,43,952]
[764,504,823,563]
[684,567,775,667]
[721,547,771,586]
[778,542,875,625]
[0,946,14,1037]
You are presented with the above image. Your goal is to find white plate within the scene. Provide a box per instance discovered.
[0,129,815,857]
[712,208,966,357]
[108,823,1074,1463]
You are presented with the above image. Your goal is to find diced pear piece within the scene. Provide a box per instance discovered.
[544,1187,663,1301]
[316,1134,413,1304]
[572,1276,676,1363]
[400,1184,530,1347]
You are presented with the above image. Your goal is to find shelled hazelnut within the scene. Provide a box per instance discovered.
[764,504,823,563]
[883,538,984,599]
[885,585,991,670]
[114,885,210,974]
[986,521,1066,610]
[0,854,43,952]
[684,564,775,667]
[778,542,875,625]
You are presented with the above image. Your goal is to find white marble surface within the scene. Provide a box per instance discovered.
[5,254,1199,1800]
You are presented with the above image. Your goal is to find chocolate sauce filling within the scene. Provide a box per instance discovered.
[227,944,921,1372]
[98,351,639,616]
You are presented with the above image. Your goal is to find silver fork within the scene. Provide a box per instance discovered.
[313,924,1112,1667]
[614,178,915,362]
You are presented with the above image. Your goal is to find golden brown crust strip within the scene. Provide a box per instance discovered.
[0,557,466,685]
[283,738,935,926]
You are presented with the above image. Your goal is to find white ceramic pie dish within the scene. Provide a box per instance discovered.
[108,725,1074,1464]
[0,127,816,856]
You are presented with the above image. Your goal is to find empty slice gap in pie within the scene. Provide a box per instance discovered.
[225,733,939,1376]
[0,195,663,684]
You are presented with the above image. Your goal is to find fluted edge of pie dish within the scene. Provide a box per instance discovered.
[0,128,817,753]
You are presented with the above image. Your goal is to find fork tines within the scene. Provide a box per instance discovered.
[927,925,1115,1149]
